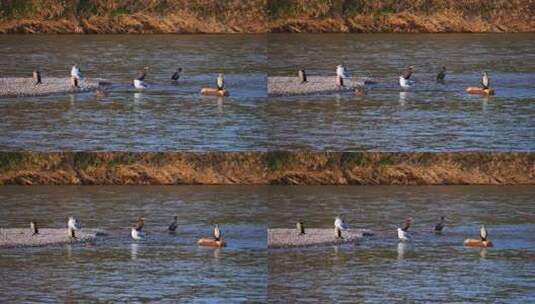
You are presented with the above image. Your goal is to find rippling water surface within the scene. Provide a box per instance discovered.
[1,34,534,151]
[0,186,533,302]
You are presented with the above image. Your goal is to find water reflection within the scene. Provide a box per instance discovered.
[397,242,410,260]
[130,243,139,260]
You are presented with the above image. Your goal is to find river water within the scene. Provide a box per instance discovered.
[1,34,534,151]
[0,186,533,302]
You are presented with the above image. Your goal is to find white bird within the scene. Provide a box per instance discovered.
[336,64,346,78]
[481,72,490,89]
[216,73,224,91]
[133,67,149,90]
[480,224,488,241]
[399,66,414,88]
[71,65,82,80]
[68,216,81,231]
[131,217,145,241]
[213,224,221,241]
[334,216,348,230]
[397,217,412,242]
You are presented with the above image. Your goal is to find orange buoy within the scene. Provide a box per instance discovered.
[197,238,226,248]
[200,88,229,97]
[465,87,495,96]
[464,238,493,248]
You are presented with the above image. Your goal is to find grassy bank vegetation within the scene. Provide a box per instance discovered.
[0,0,267,33]
[0,152,532,185]
[0,0,533,33]
[268,0,535,32]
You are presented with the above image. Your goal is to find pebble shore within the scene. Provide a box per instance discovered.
[268,76,376,97]
[268,228,374,248]
[0,77,101,97]
[0,228,100,248]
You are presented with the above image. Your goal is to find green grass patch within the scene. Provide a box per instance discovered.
[266,151,295,171]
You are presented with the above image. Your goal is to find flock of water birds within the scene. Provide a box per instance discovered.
[298,215,491,243]
[31,64,225,91]
[28,216,223,242]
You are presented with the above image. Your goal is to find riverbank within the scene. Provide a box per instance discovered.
[0,1,533,33]
[0,77,101,97]
[0,152,532,185]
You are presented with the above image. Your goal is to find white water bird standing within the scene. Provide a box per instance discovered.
[68,216,81,231]
[133,67,149,89]
[334,216,348,239]
[336,64,346,87]
[213,224,222,241]
[30,220,39,235]
[296,221,305,235]
[216,73,224,91]
[33,70,42,85]
[168,215,178,232]
[434,216,446,233]
[481,71,490,89]
[397,217,412,242]
[399,66,414,88]
[298,69,307,83]
[131,217,145,240]
[480,224,488,241]
[70,65,82,88]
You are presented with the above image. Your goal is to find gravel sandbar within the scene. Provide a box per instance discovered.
[268,228,374,248]
[0,228,101,248]
[0,77,101,97]
[268,76,376,97]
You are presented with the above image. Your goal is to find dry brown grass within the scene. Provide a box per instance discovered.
[0,0,533,33]
[0,152,533,185]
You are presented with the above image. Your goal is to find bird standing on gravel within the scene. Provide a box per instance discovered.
[33,70,41,85]
[336,64,346,87]
[296,221,305,235]
[334,216,347,239]
[298,69,307,83]
[30,220,39,235]
[67,216,81,239]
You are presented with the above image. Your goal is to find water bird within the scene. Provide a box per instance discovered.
[171,68,182,81]
[434,216,445,233]
[436,66,446,82]
[33,70,41,85]
[216,73,225,91]
[298,69,307,83]
[213,224,221,241]
[296,221,305,235]
[397,217,412,242]
[334,216,347,239]
[480,224,488,241]
[134,67,149,90]
[336,64,346,87]
[30,220,39,235]
[131,217,145,240]
[399,66,414,88]
[71,65,82,80]
[168,215,178,232]
[68,216,81,231]
[481,71,490,89]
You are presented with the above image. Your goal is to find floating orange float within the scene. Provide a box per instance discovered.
[200,88,229,97]
[465,87,495,96]
[464,239,493,248]
[197,238,226,247]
